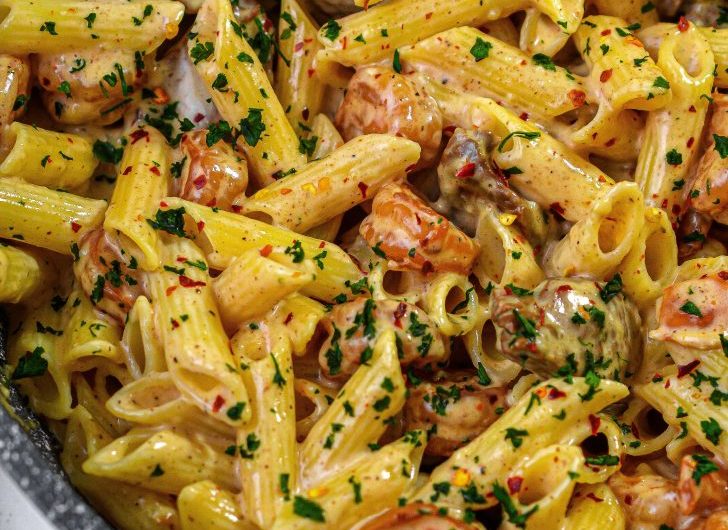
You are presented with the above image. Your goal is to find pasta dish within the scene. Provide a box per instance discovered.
[1,0,728,528]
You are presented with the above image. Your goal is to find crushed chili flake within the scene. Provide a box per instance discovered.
[231,204,242,213]
[688,105,696,113]
[179,275,206,288]
[568,89,586,108]
[176,256,187,262]
[718,271,728,281]
[586,493,604,503]
[422,260,434,274]
[284,312,294,325]
[193,175,207,189]
[318,241,326,249]
[152,87,170,105]
[194,113,205,123]
[307,68,315,78]
[130,129,150,144]
[600,29,612,36]
[425,12,433,19]
[393,302,407,328]
[150,166,160,175]
[519,112,529,120]
[260,244,273,257]
[677,359,700,378]
[212,394,225,413]
[456,162,476,178]
[556,284,573,294]
[507,476,523,494]
[687,137,695,148]
[589,414,601,435]
[605,138,616,147]
[70,221,81,233]
[294,42,304,52]
[166,285,177,296]
[171,318,180,329]
[548,387,567,399]
[280,188,293,195]
[123,166,132,175]
[600,69,613,82]
[358,181,369,198]
[677,16,689,31]
[197,220,205,232]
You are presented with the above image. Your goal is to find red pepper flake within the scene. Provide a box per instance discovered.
[283,312,294,325]
[197,220,205,232]
[422,260,434,274]
[600,29,612,36]
[677,16,689,32]
[625,494,633,506]
[548,387,566,399]
[130,129,149,144]
[550,202,566,220]
[165,285,177,296]
[294,42,304,52]
[631,422,640,439]
[527,342,538,353]
[687,137,695,148]
[123,166,132,175]
[672,204,681,217]
[212,395,225,413]
[519,112,529,121]
[456,162,476,178]
[661,198,668,209]
[302,107,310,121]
[70,221,81,233]
[263,17,272,31]
[358,181,369,198]
[718,271,728,281]
[194,113,205,123]
[176,256,187,263]
[665,378,671,389]
[588,414,601,435]
[586,493,604,503]
[600,69,613,83]
[393,302,407,328]
[231,204,242,213]
[307,68,315,78]
[260,244,273,257]
[160,201,168,208]
[342,36,348,50]
[171,318,180,329]
[605,138,616,147]
[193,175,207,189]
[688,105,696,113]
[318,241,325,249]
[179,275,206,288]
[150,166,160,175]
[568,89,586,108]
[425,12,433,19]
[677,359,700,378]
[556,284,572,294]
[507,476,523,494]
[280,188,292,195]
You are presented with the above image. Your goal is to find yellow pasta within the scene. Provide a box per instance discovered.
[0,244,41,303]
[0,122,97,188]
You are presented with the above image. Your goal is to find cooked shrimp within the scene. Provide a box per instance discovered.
[360,504,479,530]
[690,94,728,224]
[404,372,507,456]
[490,278,641,380]
[678,454,728,516]
[318,297,446,379]
[175,130,248,211]
[359,183,479,275]
[335,66,443,167]
[33,49,145,125]
[73,228,145,323]
[0,55,30,132]
[609,470,681,528]
[652,272,728,348]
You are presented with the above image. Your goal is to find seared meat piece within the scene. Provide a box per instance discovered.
[491,278,641,380]
[318,298,446,378]
[359,183,479,275]
[677,208,712,261]
[691,94,728,224]
[404,372,506,456]
[336,66,443,167]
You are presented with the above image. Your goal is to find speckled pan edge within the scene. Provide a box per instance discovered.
[0,312,112,530]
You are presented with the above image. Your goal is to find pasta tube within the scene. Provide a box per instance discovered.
[276,0,325,135]
[239,134,420,232]
[104,126,171,271]
[190,0,305,185]
[0,177,106,254]
[400,26,586,119]
[178,481,258,530]
[0,0,184,54]
[544,181,645,279]
[158,197,363,302]
[635,25,715,223]
[0,122,97,188]
[146,235,251,426]
[82,428,238,494]
[0,244,41,303]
